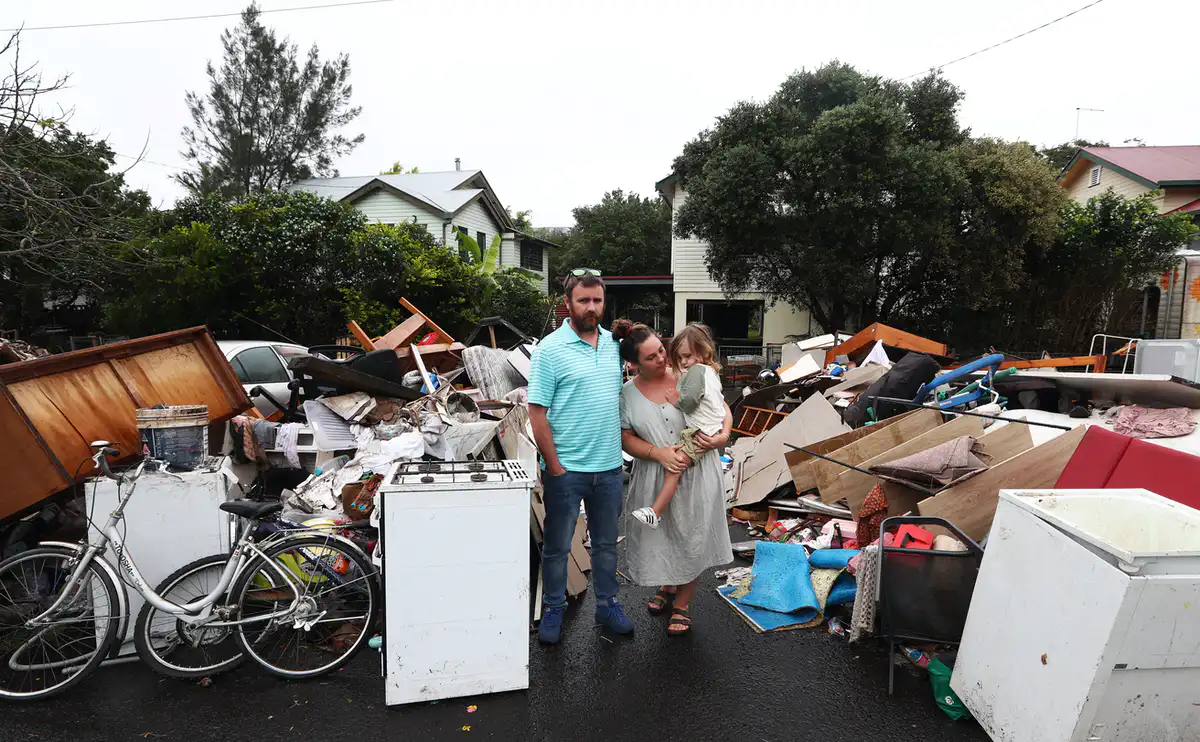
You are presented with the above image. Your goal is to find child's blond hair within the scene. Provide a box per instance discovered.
[670,323,721,373]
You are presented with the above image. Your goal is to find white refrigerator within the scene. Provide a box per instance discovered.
[953,488,1200,741]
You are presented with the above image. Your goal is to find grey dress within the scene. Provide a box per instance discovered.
[621,379,734,586]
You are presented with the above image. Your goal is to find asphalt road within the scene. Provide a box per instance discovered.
[1,525,989,742]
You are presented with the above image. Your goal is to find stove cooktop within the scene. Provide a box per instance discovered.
[390,460,527,486]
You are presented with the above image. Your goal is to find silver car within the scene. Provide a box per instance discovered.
[217,340,311,416]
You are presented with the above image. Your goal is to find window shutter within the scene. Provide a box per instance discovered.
[1089,166,1102,187]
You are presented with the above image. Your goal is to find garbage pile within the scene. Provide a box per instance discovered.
[719,323,1200,727]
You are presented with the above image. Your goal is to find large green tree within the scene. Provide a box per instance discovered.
[176,4,363,199]
[672,62,1067,345]
[0,32,151,340]
[1038,138,1108,172]
[106,191,485,344]
[549,190,670,282]
[1015,189,1197,351]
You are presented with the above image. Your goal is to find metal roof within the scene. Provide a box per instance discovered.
[1078,146,1200,186]
[291,170,483,213]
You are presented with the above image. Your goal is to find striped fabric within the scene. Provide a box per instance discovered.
[528,322,624,472]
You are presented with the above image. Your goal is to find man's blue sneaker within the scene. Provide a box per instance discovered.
[595,598,634,635]
[539,605,566,645]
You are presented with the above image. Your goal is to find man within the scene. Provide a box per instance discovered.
[528,269,632,645]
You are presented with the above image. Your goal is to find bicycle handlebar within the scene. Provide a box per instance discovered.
[89,443,155,483]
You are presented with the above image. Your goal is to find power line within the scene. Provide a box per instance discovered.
[1,0,393,34]
[113,152,184,171]
[900,0,1109,81]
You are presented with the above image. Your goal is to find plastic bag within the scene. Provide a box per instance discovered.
[928,657,972,721]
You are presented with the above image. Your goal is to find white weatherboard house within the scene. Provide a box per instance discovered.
[655,174,811,352]
[293,167,553,294]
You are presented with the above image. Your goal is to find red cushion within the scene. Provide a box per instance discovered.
[1055,426,1133,488]
[1107,439,1200,510]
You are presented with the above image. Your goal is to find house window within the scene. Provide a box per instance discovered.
[520,242,543,271]
[477,231,486,251]
[1089,166,1102,188]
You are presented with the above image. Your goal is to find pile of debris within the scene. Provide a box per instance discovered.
[0,300,589,604]
[719,322,1200,726]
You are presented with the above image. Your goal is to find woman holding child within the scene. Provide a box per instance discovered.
[612,321,734,635]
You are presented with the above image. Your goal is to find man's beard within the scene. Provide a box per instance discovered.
[571,310,600,332]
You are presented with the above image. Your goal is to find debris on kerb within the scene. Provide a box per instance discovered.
[721,323,1200,724]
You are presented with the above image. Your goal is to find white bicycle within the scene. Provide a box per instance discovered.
[0,442,379,701]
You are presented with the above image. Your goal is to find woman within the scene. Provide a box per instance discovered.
[614,321,734,635]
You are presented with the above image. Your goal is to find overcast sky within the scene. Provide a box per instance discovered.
[7,0,1198,226]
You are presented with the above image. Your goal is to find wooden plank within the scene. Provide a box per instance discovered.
[409,344,435,395]
[839,413,985,517]
[288,355,422,401]
[879,480,930,520]
[784,410,915,494]
[917,425,1087,541]
[975,419,1035,463]
[113,344,248,419]
[346,321,377,352]
[950,355,1106,372]
[397,342,466,374]
[374,314,426,351]
[825,322,948,365]
[0,387,70,520]
[399,296,456,344]
[812,408,944,504]
[107,359,147,408]
[488,326,497,349]
[190,333,252,412]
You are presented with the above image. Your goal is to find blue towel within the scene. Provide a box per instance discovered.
[809,549,860,569]
[737,542,819,622]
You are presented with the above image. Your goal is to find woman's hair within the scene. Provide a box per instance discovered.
[670,323,721,372]
[611,319,656,364]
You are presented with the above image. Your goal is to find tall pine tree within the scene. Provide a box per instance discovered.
[176,4,363,199]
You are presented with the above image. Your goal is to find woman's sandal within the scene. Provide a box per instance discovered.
[667,607,692,636]
[647,589,675,616]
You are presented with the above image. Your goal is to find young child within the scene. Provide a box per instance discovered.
[631,323,725,529]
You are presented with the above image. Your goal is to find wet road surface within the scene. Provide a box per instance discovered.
[1,526,989,741]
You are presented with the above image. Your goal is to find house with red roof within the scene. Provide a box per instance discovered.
[1060,146,1200,216]
[1059,146,1200,339]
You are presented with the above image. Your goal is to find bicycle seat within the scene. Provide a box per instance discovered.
[220,499,284,520]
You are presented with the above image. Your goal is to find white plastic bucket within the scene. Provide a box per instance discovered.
[136,405,209,470]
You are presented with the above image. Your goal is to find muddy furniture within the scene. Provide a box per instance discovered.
[0,327,250,521]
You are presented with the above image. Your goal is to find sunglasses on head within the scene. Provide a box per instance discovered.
[568,268,602,278]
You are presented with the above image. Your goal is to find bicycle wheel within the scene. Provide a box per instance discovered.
[230,534,379,679]
[134,554,245,679]
[0,546,121,701]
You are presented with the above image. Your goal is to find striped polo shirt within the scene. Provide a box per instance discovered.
[527,321,623,472]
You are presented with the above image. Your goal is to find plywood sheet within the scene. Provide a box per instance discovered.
[0,390,68,517]
[975,419,1035,463]
[917,425,1086,540]
[113,345,238,415]
[840,413,985,517]
[784,410,913,494]
[8,363,141,482]
[732,394,850,507]
[812,408,943,504]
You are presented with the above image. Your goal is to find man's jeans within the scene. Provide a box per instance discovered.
[541,466,623,610]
